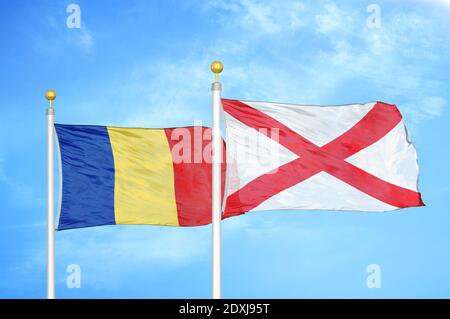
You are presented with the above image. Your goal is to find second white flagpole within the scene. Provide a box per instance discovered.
[45,90,56,299]
[211,61,223,299]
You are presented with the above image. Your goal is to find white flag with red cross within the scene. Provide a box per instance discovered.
[222,99,424,216]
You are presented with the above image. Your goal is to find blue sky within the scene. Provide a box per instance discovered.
[0,0,450,298]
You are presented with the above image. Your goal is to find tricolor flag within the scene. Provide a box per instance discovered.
[55,124,226,230]
[222,99,424,215]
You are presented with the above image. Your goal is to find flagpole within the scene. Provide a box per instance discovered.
[45,90,56,299]
[211,61,223,299]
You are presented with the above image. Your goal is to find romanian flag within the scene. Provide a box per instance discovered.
[55,124,226,230]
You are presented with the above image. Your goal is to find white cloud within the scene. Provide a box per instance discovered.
[315,3,352,35]
[403,96,447,128]
[22,1,449,132]
[90,1,447,129]
[75,27,94,53]
[119,58,212,127]
[205,0,306,36]
[32,14,94,56]
[418,0,450,8]
[423,96,447,117]
[308,3,448,124]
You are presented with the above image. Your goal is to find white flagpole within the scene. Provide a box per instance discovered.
[45,90,56,299]
[211,61,223,299]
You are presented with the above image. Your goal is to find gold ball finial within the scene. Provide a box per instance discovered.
[211,61,223,74]
[211,61,223,81]
[45,90,56,101]
[45,90,56,108]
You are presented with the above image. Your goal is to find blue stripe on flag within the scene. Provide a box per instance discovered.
[55,124,116,230]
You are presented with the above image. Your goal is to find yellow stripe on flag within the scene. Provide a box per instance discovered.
[107,127,179,226]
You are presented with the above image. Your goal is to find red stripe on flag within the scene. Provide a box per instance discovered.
[164,127,228,226]
[222,99,424,213]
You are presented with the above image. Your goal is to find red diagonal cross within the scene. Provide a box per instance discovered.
[222,99,424,216]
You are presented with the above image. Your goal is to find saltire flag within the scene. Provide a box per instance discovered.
[55,124,226,230]
[222,99,424,215]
